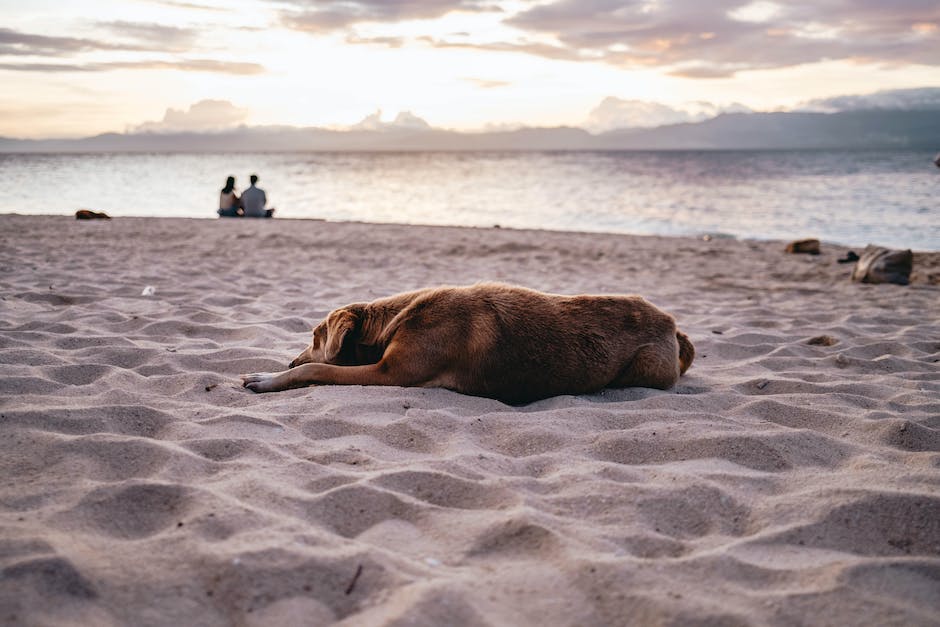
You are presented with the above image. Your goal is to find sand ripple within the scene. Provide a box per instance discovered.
[1,216,938,625]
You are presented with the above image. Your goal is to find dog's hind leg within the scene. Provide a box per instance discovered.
[676,330,695,374]
[611,341,681,390]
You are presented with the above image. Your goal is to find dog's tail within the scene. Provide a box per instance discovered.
[677,330,694,375]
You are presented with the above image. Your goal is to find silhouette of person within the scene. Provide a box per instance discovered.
[218,176,242,218]
[241,174,274,218]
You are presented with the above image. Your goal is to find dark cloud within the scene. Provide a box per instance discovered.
[506,0,940,76]
[279,0,499,33]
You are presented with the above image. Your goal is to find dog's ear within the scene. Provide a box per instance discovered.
[324,308,358,362]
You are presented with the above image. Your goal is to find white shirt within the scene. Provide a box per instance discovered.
[241,185,267,217]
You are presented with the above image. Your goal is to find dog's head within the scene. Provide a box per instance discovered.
[291,305,387,368]
[289,307,359,368]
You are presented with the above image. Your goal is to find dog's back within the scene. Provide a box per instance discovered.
[382,283,687,404]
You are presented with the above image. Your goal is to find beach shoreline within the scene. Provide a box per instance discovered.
[2,215,939,625]
[7,211,940,254]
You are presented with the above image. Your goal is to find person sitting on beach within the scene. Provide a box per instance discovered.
[241,174,275,218]
[218,176,242,218]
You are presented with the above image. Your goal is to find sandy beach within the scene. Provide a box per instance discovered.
[1,214,938,626]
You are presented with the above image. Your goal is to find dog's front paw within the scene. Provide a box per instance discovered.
[241,372,280,393]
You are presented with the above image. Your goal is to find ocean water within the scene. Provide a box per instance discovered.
[2,150,937,249]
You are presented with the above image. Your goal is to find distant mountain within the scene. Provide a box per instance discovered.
[1,110,937,152]
[595,110,940,150]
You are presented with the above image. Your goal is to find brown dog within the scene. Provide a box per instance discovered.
[242,283,694,404]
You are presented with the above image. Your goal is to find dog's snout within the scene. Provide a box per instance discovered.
[288,359,296,368]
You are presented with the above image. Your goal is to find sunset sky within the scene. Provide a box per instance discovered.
[1,0,938,138]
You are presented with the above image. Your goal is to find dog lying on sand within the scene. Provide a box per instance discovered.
[242,283,694,404]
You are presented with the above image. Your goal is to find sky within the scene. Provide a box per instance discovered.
[1,0,938,138]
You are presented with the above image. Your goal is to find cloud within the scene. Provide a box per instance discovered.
[0,25,259,75]
[0,23,204,56]
[132,99,249,133]
[462,77,511,88]
[0,59,264,74]
[0,27,132,56]
[350,109,432,131]
[109,59,264,74]
[727,1,782,23]
[417,36,585,62]
[0,21,224,63]
[505,0,940,76]
[96,21,200,52]
[585,98,701,131]
[799,86,940,112]
[478,121,525,132]
[278,0,499,33]
[344,34,407,47]
[146,0,228,11]
[585,96,752,132]
[274,1,940,76]
[667,64,751,79]
[0,62,97,72]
